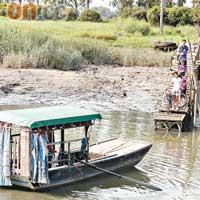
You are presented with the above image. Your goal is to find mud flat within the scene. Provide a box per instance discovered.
[0,65,169,112]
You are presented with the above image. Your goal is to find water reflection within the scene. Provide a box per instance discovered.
[0,110,200,199]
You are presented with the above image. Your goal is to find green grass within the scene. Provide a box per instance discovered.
[1,17,196,48]
[0,16,195,69]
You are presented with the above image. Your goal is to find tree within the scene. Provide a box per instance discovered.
[177,0,186,6]
[65,0,83,11]
[92,6,116,19]
[137,0,160,9]
[110,0,134,9]
[85,0,92,9]
[192,0,200,7]
[63,0,92,11]
[137,0,175,9]
[165,0,174,7]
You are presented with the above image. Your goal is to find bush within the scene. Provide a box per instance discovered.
[91,33,117,41]
[112,48,172,67]
[131,7,147,21]
[191,8,200,24]
[63,8,78,21]
[63,38,113,65]
[92,6,115,19]
[0,22,115,69]
[79,32,117,41]
[121,7,147,21]
[123,18,150,36]
[147,6,169,26]
[0,24,83,70]
[147,6,160,25]
[79,9,102,22]
[37,5,46,20]
[167,7,193,26]
[147,6,194,26]
[0,3,6,16]
[41,5,56,20]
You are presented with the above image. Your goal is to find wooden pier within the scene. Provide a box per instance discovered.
[154,40,200,133]
[154,112,188,135]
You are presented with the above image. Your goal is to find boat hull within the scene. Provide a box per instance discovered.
[10,142,152,191]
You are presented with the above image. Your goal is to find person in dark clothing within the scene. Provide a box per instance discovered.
[179,72,187,95]
[177,39,189,65]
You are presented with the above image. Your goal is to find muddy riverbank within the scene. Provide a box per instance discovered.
[0,65,169,112]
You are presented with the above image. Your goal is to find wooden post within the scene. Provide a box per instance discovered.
[194,91,198,126]
[20,128,31,178]
[13,138,16,175]
[68,142,71,171]
[17,136,20,175]
[61,129,64,153]
[61,129,65,165]
[160,0,164,34]
[84,126,89,162]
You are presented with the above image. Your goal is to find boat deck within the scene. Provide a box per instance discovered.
[90,138,150,159]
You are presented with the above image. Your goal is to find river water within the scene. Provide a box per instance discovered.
[0,111,200,200]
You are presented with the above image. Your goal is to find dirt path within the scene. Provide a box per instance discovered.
[0,65,169,112]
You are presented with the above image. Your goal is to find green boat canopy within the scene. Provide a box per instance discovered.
[0,106,102,129]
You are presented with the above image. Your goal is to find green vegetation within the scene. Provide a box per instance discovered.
[62,8,78,21]
[120,6,200,27]
[123,18,150,36]
[79,9,102,22]
[0,21,113,70]
[0,16,195,70]
[146,6,195,26]
[0,3,6,16]
[120,7,147,21]
[0,0,197,71]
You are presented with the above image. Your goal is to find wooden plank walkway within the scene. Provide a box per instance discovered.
[154,113,186,122]
[154,113,186,134]
[154,43,200,133]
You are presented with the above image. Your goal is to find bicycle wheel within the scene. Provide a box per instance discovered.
[179,93,187,108]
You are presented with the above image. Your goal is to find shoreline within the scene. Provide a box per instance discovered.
[0,65,169,112]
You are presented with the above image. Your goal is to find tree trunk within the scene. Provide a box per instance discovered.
[74,0,78,13]
[86,0,90,10]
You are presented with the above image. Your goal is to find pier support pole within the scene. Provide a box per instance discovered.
[194,91,198,127]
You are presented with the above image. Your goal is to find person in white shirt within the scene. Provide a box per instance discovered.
[171,72,182,111]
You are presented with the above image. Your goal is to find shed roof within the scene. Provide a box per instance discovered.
[0,105,102,129]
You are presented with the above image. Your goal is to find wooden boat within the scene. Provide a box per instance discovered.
[0,106,152,191]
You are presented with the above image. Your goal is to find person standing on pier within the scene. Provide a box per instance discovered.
[171,72,182,111]
[177,39,189,65]
[178,58,187,74]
